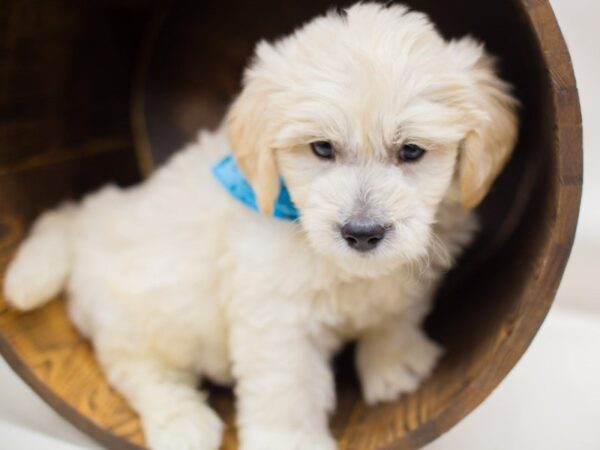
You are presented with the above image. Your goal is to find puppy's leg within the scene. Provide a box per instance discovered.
[231,323,337,450]
[97,349,223,450]
[356,308,443,405]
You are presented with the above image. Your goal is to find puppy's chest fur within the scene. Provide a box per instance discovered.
[303,270,423,339]
[297,212,476,344]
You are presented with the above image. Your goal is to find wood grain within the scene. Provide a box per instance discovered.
[0,1,582,450]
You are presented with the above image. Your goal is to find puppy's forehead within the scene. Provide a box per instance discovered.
[259,5,461,153]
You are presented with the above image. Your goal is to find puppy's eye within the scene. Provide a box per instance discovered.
[398,144,426,163]
[310,141,335,160]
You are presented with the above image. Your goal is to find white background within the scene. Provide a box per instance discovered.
[1,0,599,449]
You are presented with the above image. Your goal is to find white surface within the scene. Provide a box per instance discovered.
[1,0,599,449]
[0,421,93,450]
[425,309,600,450]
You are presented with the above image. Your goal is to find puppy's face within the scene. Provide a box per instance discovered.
[227,4,517,276]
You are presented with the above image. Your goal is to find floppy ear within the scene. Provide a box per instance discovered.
[226,73,280,215]
[451,38,519,209]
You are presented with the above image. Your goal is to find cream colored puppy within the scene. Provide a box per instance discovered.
[3,3,517,450]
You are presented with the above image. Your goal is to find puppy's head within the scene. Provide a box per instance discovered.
[226,3,518,276]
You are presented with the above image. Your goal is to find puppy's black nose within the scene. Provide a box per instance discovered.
[341,219,386,252]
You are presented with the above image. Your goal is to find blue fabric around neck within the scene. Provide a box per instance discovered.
[212,154,299,221]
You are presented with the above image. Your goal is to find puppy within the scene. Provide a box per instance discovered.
[3,3,517,450]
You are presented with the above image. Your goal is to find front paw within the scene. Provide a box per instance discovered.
[240,428,337,450]
[357,333,443,405]
[142,401,223,450]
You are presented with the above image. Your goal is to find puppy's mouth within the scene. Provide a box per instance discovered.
[338,218,392,253]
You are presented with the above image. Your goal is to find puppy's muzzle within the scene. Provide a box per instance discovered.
[341,218,387,252]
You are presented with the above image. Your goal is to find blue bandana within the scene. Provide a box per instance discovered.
[212,155,299,221]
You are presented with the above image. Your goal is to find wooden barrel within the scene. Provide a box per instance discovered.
[0,1,582,449]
